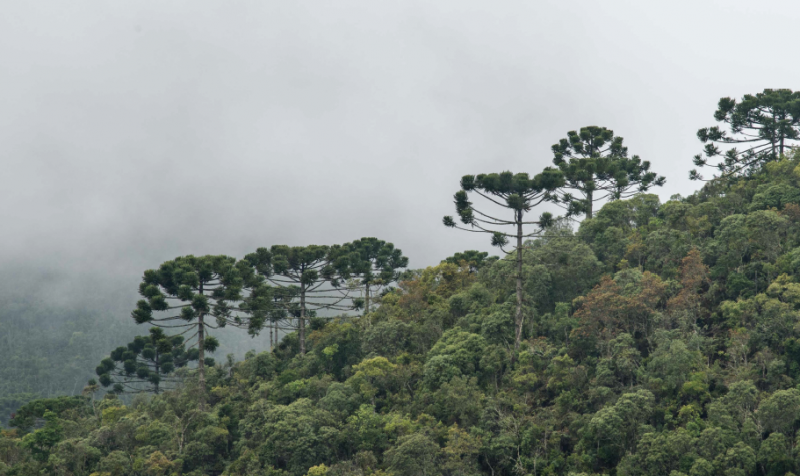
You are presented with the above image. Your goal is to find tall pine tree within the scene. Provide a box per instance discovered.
[691,89,800,179]
[345,237,409,314]
[551,126,665,218]
[443,169,563,354]
[131,255,272,409]
[245,245,353,355]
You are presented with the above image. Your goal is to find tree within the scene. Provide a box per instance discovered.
[235,398,336,473]
[245,245,353,355]
[552,126,665,218]
[442,250,497,273]
[667,248,710,330]
[131,254,271,410]
[94,327,203,395]
[344,237,409,314]
[588,389,655,464]
[348,357,397,405]
[384,431,440,476]
[758,432,794,476]
[443,170,563,353]
[757,388,800,437]
[573,269,666,356]
[691,89,800,179]
[19,410,62,462]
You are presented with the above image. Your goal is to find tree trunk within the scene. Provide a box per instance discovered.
[269,321,274,350]
[154,352,160,395]
[771,111,777,158]
[365,283,371,315]
[198,315,206,410]
[514,214,524,354]
[585,189,594,219]
[299,283,306,355]
[197,282,206,411]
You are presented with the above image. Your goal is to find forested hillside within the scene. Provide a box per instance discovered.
[4,89,800,476]
[0,280,277,428]
[0,298,130,427]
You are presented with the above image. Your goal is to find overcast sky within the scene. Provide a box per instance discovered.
[1,0,799,304]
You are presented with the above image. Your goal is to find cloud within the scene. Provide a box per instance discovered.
[0,0,797,299]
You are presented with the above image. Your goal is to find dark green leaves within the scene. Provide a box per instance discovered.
[692,89,800,179]
[94,327,202,395]
[490,232,508,248]
[132,300,153,324]
[539,212,554,228]
[442,250,497,273]
[551,126,664,218]
[443,169,563,248]
[460,174,476,191]
[204,336,220,352]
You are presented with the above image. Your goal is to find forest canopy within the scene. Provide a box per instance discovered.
[3,89,800,476]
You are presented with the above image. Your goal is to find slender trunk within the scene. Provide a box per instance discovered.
[198,282,206,411]
[365,283,371,315]
[154,353,160,395]
[586,189,594,219]
[269,321,274,350]
[772,112,777,158]
[299,283,306,355]
[514,213,524,355]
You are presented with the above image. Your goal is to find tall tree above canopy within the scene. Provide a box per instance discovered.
[345,237,409,314]
[131,254,271,410]
[551,126,665,218]
[691,89,800,180]
[443,169,563,354]
[245,245,353,355]
[94,328,205,395]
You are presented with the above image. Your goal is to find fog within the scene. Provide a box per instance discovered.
[1,0,798,309]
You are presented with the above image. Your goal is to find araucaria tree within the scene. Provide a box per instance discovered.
[691,88,800,179]
[443,170,563,353]
[131,254,271,409]
[345,237,409,314]
[94,327,205,395]
[443,250,496,273]
[552,126,665,218]
[245,245,353,355]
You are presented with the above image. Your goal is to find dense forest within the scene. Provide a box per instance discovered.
[2,89,800,476]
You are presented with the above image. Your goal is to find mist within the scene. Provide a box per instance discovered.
[1,0,798,324]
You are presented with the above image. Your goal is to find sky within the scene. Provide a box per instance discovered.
[1,0,799,308]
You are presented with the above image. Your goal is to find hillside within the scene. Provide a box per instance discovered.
[5,153,800,475]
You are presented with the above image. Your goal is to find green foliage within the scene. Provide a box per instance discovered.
[19,410,62,461]
[0,299,131,428]
[133,254,271,334]
[11,112,800,476]
[94,327,202,395]
[692,88,800,179]
[132,254,274,409]
[246,244,357,356]
[443,170,564,353]
[552,125,665,218]
[344,237,409,314]
[8,396,84,434]
[443,250,498,273]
